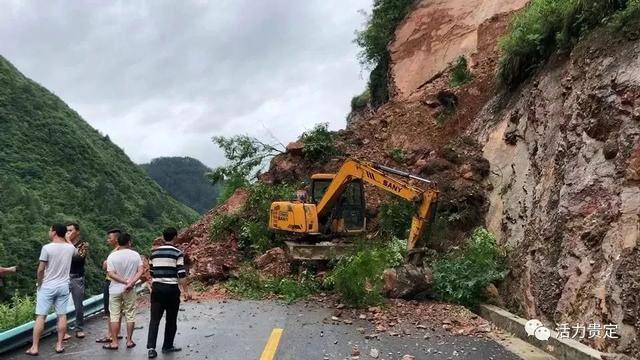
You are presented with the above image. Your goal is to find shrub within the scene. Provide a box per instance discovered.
[209,213,240,241]
[498,0,631,88]
[379,197,415,239]
[300,123,338,161]
[449,56,473,87]
[355,0,417,66]
[0,295,36,331]
[351,89,371,111]
[432,228,507,307]
[326,239,405,307]
[389,148,406,163]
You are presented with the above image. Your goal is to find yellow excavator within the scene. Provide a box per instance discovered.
[269,159,438,264]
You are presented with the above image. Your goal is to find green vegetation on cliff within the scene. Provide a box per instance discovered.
[141,157,221,214]
[355,0,416,106]
[0,56,198,300]
[499,0,638,88]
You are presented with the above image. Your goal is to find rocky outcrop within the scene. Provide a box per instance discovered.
[389,0,529,99]
[476,31,640,355]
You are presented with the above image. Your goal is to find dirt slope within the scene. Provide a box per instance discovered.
[390,0,529,100]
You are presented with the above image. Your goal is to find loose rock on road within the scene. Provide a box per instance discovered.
[5,300,523,360]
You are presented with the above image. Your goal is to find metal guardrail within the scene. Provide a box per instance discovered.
[0,284,145,354]
[0,293,105,354]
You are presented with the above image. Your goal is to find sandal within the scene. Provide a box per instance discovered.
[102,344,119,350]
[75,331,86,339]
[25,349,39,356]
[55,347,65,354]
[96,336,112,343]
[126,342,136,349]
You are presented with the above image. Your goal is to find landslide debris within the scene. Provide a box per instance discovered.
[175,188,248,281]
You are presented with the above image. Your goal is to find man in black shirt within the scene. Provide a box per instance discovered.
[146,227,187,359]
[65,223,88,339]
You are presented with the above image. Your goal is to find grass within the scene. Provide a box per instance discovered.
[449,56,473,87]
[0,295,35,332]
[431,228,507,307]
[498,0,633,88]
[189,280,210,293]
[225,265,319,304]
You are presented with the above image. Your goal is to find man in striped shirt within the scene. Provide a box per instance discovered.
[146,227,187,359]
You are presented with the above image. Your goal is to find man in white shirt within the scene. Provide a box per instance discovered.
[103,233,143,350]
[25,224,77,356]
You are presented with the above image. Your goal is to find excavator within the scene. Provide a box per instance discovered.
[268,159,439,264]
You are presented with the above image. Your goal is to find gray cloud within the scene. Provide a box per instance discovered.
[0,0,371,167]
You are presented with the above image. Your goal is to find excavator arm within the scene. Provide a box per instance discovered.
[316,159,438,259]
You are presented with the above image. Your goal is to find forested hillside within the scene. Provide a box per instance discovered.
[141,157,220,214]
[0,56,198,300]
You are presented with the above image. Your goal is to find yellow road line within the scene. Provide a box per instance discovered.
[259,328,284,360]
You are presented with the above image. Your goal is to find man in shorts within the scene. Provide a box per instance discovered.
[96,228,121,343]
[103,233,143,350]
[25,224,76,356]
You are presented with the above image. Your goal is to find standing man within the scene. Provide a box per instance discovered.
[65,222,88,339]
[146,227,187,359]
[25,224,76,356]
[96,228,121,344]
[103,233,143,350]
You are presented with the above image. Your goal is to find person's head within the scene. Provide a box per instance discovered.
[106,228,122,247]
[66,223,80,243]
[162,227,178,242]
[49,223,67,240]
[118,233,131,247]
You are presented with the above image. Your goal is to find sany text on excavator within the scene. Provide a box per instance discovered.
[268,159,438,264]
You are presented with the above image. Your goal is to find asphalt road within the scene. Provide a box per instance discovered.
[4,300,522,360]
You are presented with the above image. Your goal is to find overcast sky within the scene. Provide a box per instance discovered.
[0,0,371,168]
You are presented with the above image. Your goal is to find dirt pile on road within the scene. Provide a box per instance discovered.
[254,247,291,278]
[175,188,248,281]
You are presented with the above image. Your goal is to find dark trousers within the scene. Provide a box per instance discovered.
[70,276,85,331]
[103,280,110,315]
[146,283,180,350]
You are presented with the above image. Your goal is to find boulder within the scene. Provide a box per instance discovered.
[383,264,433,298]
[254,247,291,277]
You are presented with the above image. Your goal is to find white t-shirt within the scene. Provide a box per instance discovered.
[39,242,76,290]
[106,248,143,295]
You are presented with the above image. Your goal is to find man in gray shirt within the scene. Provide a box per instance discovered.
[26,224,76,356]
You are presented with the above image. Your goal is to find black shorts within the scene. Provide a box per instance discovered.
[103,280,110,315]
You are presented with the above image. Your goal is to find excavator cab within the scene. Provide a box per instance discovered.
[269,159,438,261]
[310,174,365,233]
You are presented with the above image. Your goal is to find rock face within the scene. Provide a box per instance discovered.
[476,31,640,355]
[389,0,529,99]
